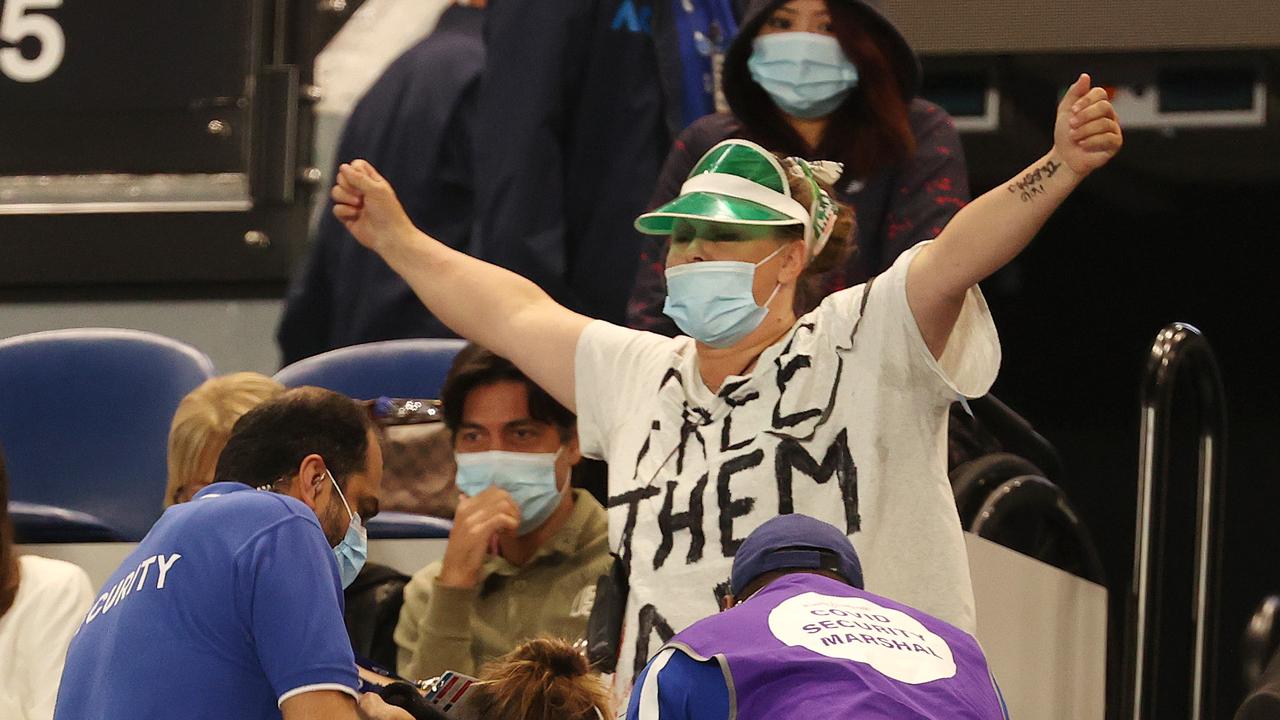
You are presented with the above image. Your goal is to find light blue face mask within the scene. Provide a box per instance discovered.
[454,450,566,536]
[662,245,786,348]
[328,472,367,589]
[747,32,860,119]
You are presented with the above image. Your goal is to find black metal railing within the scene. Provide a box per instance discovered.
[1124,322,1228,719]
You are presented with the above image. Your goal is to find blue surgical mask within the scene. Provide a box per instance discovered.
[662,245,785,348]
[747,32,860,119]
[454,450,566,536]
[328,472,367,589]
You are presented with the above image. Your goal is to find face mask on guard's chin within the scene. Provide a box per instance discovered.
[328,472,368,588]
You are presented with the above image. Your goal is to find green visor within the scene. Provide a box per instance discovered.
[634,192,802,236]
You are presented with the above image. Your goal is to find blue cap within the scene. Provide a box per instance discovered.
[730,514,864,597]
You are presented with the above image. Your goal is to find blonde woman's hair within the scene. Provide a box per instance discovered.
[474,637,612,720]
[164,372,285,506]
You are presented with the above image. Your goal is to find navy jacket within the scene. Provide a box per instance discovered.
[469,0,671,324]
[277,6,484,365]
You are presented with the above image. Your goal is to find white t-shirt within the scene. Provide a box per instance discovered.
[0,555,94,720]
[574,244,1000,693]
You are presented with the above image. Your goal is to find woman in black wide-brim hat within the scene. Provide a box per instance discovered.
[627,0,969,332]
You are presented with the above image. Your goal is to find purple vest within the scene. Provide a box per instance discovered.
[668,574,1005,719]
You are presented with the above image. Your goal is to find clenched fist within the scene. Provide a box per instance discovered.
[1054,73,1123,177]
[331,160,418,255]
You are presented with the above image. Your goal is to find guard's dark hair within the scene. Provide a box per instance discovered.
[722,0,916,179]
[0,443,18,617]
[213,387,374,490]
[441,344,575,440]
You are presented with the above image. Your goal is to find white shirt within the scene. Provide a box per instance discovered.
[0,555,94,720]
[574,244,1000,694]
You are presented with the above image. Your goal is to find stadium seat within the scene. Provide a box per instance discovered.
[0,328,215,541]
[365,511,452,540]
[276,339,467,539]
[969,474,1106,585]
[947,395,1104,583]
[950,452,1045,530]
[274,338,468,400]
[8,500,124,543]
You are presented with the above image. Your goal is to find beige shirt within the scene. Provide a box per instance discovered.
[394,489,611,680]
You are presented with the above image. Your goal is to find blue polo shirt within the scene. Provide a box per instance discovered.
[54,483,358,720]
[628,649,730,720]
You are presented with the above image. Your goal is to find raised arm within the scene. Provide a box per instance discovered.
[332,160,589,411]
[907,74,1122,357]
[469,0,591,312]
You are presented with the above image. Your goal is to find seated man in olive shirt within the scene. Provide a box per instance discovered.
[394,344,610,679]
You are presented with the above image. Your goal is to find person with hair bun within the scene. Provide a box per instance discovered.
[360,637,611,720]
[328,70,1121,694]
[627,0,971,333]
[473,638,612,720]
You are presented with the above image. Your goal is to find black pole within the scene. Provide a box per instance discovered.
[1125,322,1227,719]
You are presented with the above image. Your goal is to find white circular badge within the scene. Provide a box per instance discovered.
[767,592,957,685]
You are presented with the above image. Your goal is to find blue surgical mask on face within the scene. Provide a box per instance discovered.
[662,245,786,348]
[454,450,566,536]
[747,32,860,119]
[328,472,367,589]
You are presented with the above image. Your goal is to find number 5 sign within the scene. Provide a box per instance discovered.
[1,0,64,82]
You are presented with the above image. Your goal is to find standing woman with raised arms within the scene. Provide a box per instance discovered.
[329,74,1121,693]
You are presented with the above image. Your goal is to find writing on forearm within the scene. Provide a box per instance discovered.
[1007,159,1064,202]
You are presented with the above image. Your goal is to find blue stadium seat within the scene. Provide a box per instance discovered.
[365,511,452,539]
[8,500,123,543]
[0,329,215,541]
[274,338,467,400]
[277,340,465,539]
